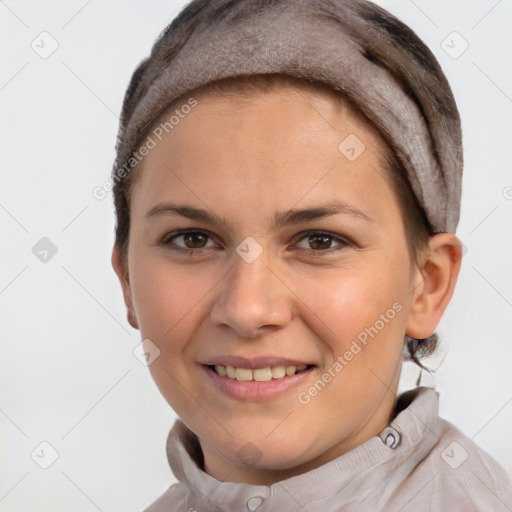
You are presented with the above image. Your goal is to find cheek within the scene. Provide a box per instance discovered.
[129,255,217,351]
[292,269,406,403]
[290,260,409,402]
[128,256,221,417]
[293,264,407,343]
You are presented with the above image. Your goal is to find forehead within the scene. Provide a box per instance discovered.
[130,83,400,228]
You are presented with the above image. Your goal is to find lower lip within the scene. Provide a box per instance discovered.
[202,365,316,401]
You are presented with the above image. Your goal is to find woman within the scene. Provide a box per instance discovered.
[110,0,512,510]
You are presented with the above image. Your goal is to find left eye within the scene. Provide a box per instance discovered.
[295,231,347,251]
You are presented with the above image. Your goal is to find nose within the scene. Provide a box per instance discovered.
[209,249,294,338]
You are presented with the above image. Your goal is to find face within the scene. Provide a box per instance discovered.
[120,84,422,484]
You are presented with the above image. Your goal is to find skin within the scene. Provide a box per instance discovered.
[112,82,462,485]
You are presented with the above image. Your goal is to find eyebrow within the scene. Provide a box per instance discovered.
[145,201,373,229]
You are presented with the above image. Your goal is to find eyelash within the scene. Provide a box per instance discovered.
[161,228,351,257]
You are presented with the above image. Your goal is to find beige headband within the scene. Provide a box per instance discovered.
[114,0,463,233]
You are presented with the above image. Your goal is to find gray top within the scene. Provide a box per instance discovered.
[144,387,512,511]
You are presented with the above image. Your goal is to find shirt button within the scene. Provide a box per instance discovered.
[246,496,264,511]
[379,426,401,449]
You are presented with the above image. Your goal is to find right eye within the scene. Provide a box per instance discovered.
[163,229,218,253]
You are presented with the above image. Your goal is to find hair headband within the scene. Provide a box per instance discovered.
[114,0,463,233]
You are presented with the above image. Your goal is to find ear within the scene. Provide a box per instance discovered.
[111,244,139,330]
[406,233,463,339]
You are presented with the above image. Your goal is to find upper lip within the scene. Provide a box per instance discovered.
[200,355,315,369]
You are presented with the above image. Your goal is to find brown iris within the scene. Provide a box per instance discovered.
[183,232,208,248]
[308,233,333,250]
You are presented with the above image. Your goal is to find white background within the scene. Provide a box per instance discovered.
[1,0,511,510]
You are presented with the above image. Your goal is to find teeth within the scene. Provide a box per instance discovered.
[285,365,296,376]
[235,368,252,381]
[212,363,309,380]
[253,368,272,381]
[215,364,227,377]
[271,366,286,379]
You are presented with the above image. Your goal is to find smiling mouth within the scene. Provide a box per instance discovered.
[208,364,313,381]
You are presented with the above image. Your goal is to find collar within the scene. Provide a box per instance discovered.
[165,387,442,510]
